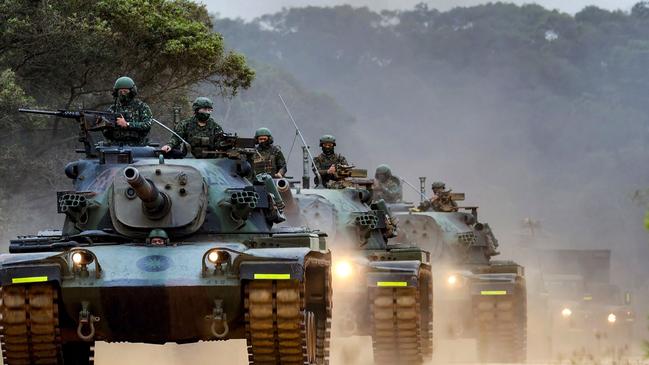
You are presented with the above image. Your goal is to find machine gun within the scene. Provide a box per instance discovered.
[325,165,374,189]
[19,108,128,157]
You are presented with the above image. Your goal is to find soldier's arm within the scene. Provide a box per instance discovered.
[128,102,153,131]
[168,122,187,149]
[276,148,287,176]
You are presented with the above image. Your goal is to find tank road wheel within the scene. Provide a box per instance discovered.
[475,278,527,363]
[370,268,432,365]
[245,263,331,365]
[0,283,63,365]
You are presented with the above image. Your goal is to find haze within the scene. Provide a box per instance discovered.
[205,0,639,19]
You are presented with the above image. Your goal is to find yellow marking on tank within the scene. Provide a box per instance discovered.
[254,274,291,280]
[12,276,48,284]
[480,290,508,296]
[583,296,593,301]
[377,281,408,287]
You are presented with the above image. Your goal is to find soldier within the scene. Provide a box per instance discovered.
[147,229,169,246]
[313,134,348,186]
[373,164,402,203]
[253,128,287,177]
[161,97,224,158]
[104,76,153,145]
[417,181,458,212]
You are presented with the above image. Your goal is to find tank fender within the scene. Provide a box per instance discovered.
[0,264,62,286]
[365,260,425,288]
[470,273,519,296]
[239,261,304,281]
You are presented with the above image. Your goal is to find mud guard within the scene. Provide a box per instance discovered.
[365,260,423,287]
[0,264,62,286]
[239,261,305,281]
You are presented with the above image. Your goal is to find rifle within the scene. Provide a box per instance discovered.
[19,108,128,157]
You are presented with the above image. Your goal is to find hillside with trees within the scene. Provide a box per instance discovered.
[215,3,649,276]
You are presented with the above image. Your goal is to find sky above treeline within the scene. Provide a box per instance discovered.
[205,0,639,19]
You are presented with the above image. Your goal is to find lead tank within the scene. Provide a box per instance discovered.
[0,115,332,365]
[390,190,526,363]
[277,164,432,365]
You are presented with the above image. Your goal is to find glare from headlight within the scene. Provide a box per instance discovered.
[608,313,617,323]
[447,274,458,287]
[72,252,83,264]
[561,308,572,318]
[208,251,219,264]
[334,261,353,279]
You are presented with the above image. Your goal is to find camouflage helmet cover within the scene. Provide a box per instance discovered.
[319,134,336,146]
[431,181,446,190]
[112,76,137,96]
[148,229,169,240]
[375,164,392,177]
[192,96,213,111]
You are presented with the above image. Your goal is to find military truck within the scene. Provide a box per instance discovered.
[278,161,433,365]
[389,185,527,363]
[535,249,634,356]
[0,109,332,364]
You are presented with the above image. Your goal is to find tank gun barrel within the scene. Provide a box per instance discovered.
[123,167,170,219]
[276,178,295,210]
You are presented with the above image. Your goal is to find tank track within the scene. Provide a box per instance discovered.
[245,267,331,365]
[0,283,94,365]
[370,267,433,365]
[475,278,527,363]
[419,267,433,361]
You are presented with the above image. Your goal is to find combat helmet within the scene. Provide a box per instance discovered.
[192,97,213,111]
[319,134,336,147]
[375,164,392,177]
[255,127,273,144]
[146,229,169,245]
[112,76,137,97]
[431,181,446,190]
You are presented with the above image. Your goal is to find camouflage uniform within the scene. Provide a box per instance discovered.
[417,191,458,212]
[253,144,287,176]
[168,116,224,158]
[374,176,403,203]
[313,152,348,186]
[104,99,152,145]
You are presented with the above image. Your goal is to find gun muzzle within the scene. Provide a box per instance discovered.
[124,167,170,219]
[275,179,295,210]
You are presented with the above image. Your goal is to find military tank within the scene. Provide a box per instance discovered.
[0,110,332,364]
[277,159,433,365]
[389,183,526,363]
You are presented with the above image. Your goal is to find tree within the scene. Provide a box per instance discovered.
[0,0,255,109]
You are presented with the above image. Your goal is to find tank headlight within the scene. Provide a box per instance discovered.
[447,274,458,287]
[561,308,572,318]
[71,251,94,266]
[208,251,219,264]
[205,249,229,265]
[334,261,353,279]
[607,313,617,324]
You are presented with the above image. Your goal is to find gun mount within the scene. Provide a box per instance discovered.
[123,167,170,220]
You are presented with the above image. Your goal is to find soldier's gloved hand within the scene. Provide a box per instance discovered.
[327,165,336,174]
[161,145,172,153]
[116,116,128,128]
[274,172,283,178]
